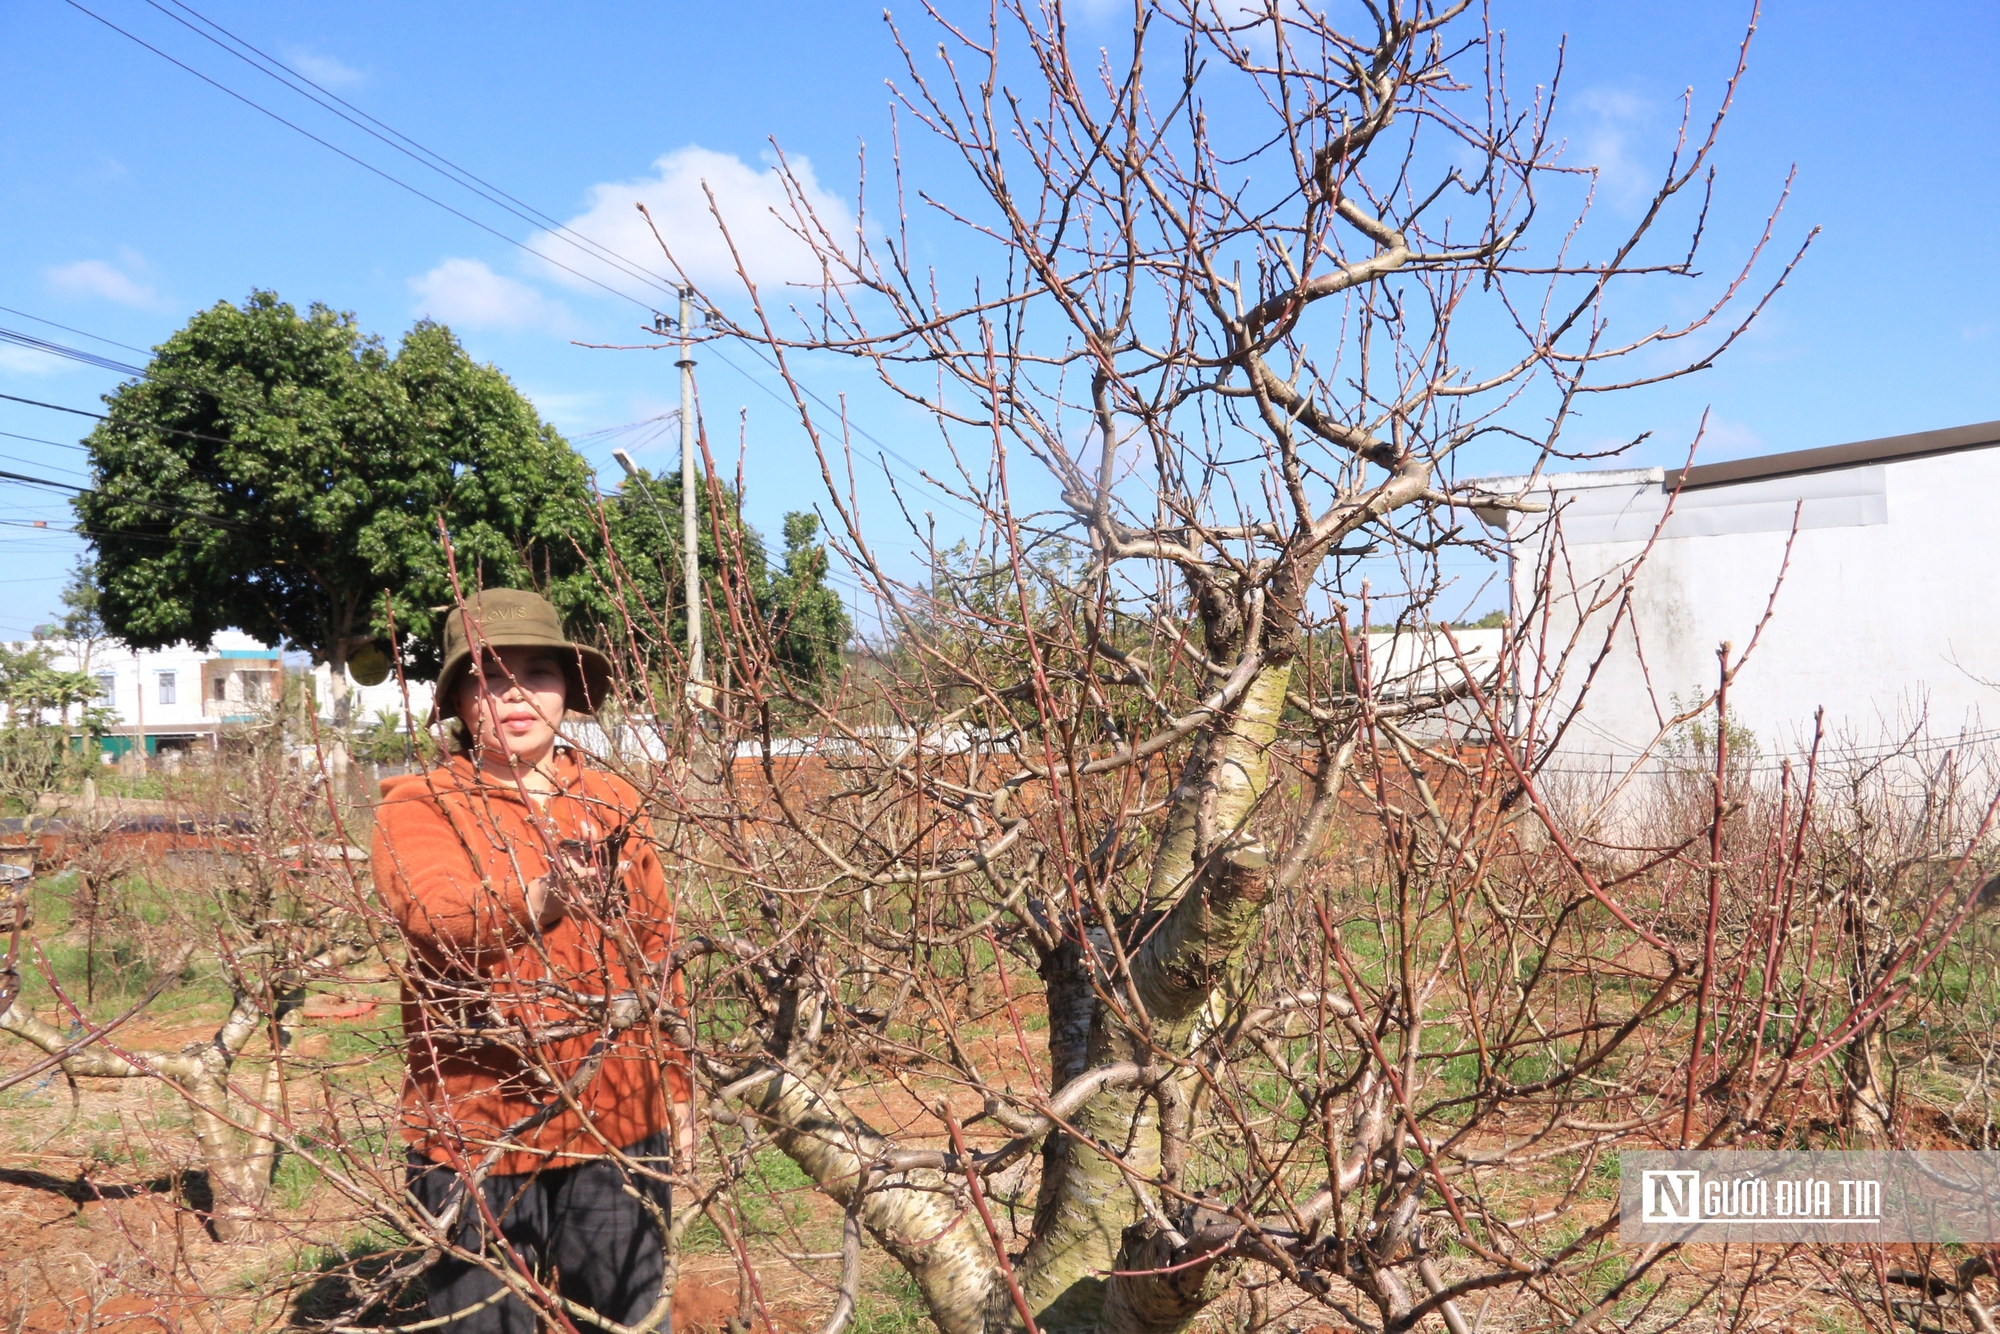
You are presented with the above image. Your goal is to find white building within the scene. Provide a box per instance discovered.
[1357,626,1506,740]
[1489,418,2000,783]
[4,630,434,757]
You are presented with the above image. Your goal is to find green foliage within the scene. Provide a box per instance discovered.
[284,1226,428,1328]
[53,559,112,665]
[0,729,81,814]
[913,534,1175,745]
[349,708,438,767]
[922,536,1087,681]
[595,469,850,696]
[734,1147,815,1234]
[0,641,111,812]
[1664,689,1762,781]
[766,512,850,693]
[273,1138,326,1210]
[596,465,767,668]
[677,1147,818,1254]
[8,871,220,1025]
[74,291,850,714]
[74,291,599,683]
[0,642,106,725]
[852,1270,929,1334]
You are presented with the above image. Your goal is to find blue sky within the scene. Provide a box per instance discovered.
[1,1,1995,639]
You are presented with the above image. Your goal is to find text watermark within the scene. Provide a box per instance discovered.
[1619,1151,2000,1243]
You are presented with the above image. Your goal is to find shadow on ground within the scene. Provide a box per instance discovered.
[287,1236,429,1329]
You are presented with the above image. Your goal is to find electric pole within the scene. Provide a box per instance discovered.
[631,289,708,703]
[132,647,145,774]
[676,286,703,687]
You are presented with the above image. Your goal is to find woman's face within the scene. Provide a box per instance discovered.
[455,645,569,768]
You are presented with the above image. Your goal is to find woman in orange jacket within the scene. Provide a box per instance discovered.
[372,589,690,1334]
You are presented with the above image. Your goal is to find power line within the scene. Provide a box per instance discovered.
[2,386,277,455]
[0,321,674,474]
[0,429,91,454]
[0,517,239,550]
[62,0,980,524]
[150,0,683,304]
[5,370,908,604]
[0,393,103,422]
[699,339,980,521]
[0,364,875,582]
[1,368,890,579]
[0,451,87,478]
[0,390,273,451]
[0,469,89,495]
[0,326,148,378]
[0,467,252,531]
[0,306,151,357]
[574,414,677,444]
[60,0,669,316]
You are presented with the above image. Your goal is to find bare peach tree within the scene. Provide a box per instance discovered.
[604,2,1984,1333]
[0,727,378,1247]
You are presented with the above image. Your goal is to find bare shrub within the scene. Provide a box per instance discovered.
[0,710,382,1261]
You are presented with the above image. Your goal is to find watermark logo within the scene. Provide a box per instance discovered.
[1637,1167,1879,1226]
[1640,1169,1699,1223]
[1621,1152,2000,1243]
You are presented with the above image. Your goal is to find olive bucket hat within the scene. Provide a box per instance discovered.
[429,589,612,723]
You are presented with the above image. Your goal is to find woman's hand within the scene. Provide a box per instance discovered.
[673,1099,698,1175]
[524,851,593,928]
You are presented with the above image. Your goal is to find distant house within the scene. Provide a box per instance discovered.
[1355,627,1506,740]
[3,629,435,758]
[1485,419,2000,780]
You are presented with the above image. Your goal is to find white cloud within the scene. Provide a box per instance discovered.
[1193,1,1312,60]
[286,47,364,89]
[516,387,604,432]
[0,345,75,377]
[409,258,567,331]
[1697,417,1766,461]
[45,249,155,307]
[531,146,855,297]
[1573,88,1653,205]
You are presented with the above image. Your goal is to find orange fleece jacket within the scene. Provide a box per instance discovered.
[372,752,690,1176]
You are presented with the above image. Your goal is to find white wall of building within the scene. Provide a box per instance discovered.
[1364,627,1504,698]
[3,631,434,746]
[1360,627,1506,740]
[309,662,436,731]
[1502,444,2000,778]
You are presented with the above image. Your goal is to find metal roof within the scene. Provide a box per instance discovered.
[1678,418,2000,491]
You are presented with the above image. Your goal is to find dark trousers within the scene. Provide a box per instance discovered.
[408,1133,673,1334]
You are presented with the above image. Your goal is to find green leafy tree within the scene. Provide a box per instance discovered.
[73,292,600,741]
[591,471,849,697]
[764,512,849,693]
[574,461,853,702]
[922,535,1091,690]
[0,645,105,726]
[594,466,766,671]
[350,707,439,768]
[51,559,112,676]
[0,643,110,811]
